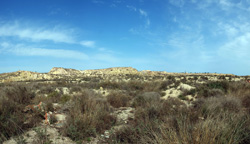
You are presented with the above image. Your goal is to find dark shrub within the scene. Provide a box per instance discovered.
[132,92,161,107]
[99,81,120,89]
[62,90,116,141]
[47,91,61,103]
[60,94,71,104]
[107,91,131,108]
[207,81,229,93]
[0,85,38,143]
[241,95,250,114]
[198,96,242,117]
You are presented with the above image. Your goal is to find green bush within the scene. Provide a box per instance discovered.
[60,95,71,104]
[47,91,60,103]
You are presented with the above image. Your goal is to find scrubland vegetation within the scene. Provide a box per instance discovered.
[1,74,250,143]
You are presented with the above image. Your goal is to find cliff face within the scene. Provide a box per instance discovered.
[49,67,81,75]
[0,71,52,82]
[81,67,139,75]
[0,67,140,82]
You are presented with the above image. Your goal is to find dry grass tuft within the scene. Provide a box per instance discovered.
[107,91,131,108]
[62,90,116,141]
[0,85,40,143]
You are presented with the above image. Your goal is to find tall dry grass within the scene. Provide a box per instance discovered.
[62,90,116,142]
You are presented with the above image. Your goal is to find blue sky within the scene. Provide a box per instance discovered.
[0,0,250,75]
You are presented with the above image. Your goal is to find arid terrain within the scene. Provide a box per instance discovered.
[1,67,250,144]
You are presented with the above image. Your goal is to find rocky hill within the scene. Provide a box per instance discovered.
[49,67,82,75]
[81,67,139,75]
[0,67,248,83]
[1,67,250,144]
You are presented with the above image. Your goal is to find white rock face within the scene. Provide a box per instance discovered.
[82,67,139,75]
[161,88,182,100]
[55,114,66,121]
[113,107,135,125]
[49,67,81,75]
[62,87,70,95]
[178,83,195,91]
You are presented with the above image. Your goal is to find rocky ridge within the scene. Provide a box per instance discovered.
[0,67,246,83]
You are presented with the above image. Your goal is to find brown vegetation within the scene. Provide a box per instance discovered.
[1,73,250,143]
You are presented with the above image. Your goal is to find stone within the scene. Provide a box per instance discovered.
[178,83,195,91]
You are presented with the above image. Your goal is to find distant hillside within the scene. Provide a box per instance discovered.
[0,67,246,83]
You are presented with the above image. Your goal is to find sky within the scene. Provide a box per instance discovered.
[0,0,250,75]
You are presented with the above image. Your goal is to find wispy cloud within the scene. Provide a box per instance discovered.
[159,30,215,68]
[0,22,75,43]
[169,0,185,7]
[146,19,151,27]
[92,0,104,4]
[217,22,238,37]
[218,32,250,59]
[126,5,137,11]
[219,0,233,8]
[127,7,150,29]
[0,21,99,49]
[139,9,147,17]
[80,41,96,48]
[0,42,89,60]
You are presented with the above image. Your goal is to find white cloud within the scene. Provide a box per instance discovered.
[169,0,185,7]
[80,41,96,48]
[92,0,104,4]
[139,9,147,17]
[0,42,89,60]
[159,31,215,66]
[13,48,89,59]
[219,0,233,7]
[0,22,75,43]
[0,42,10,48]
[218,33,250,59]
[128,7,151,32]
[217,22,238,37]
[110,4,117,7]
[146,19,150,27]
[126,5,137,11]
[0,42,9,53]
[191,0,197,3]
[0,21,100,49]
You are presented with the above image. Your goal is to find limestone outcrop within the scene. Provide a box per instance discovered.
[49,67,81,75]
[0,67,245,83]
[81,67,139,75]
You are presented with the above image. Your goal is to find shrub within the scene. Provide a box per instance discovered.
[199,96,242,117]
[132,92,161,107]
[178,94,188,100]
[62,90,116,141]
[126,80,144,91]
[0,85,39,143]
[99,81,120,89]
[47,91,61,103]
[107,91,131,108]
[207,81,229,92]
[196,82,227,98]
[33,127,52,144]
[60,95,71,104]
[70,86,82,93]
[228,81,250,98]
[110,101,249,144]
[241,95,250,114]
